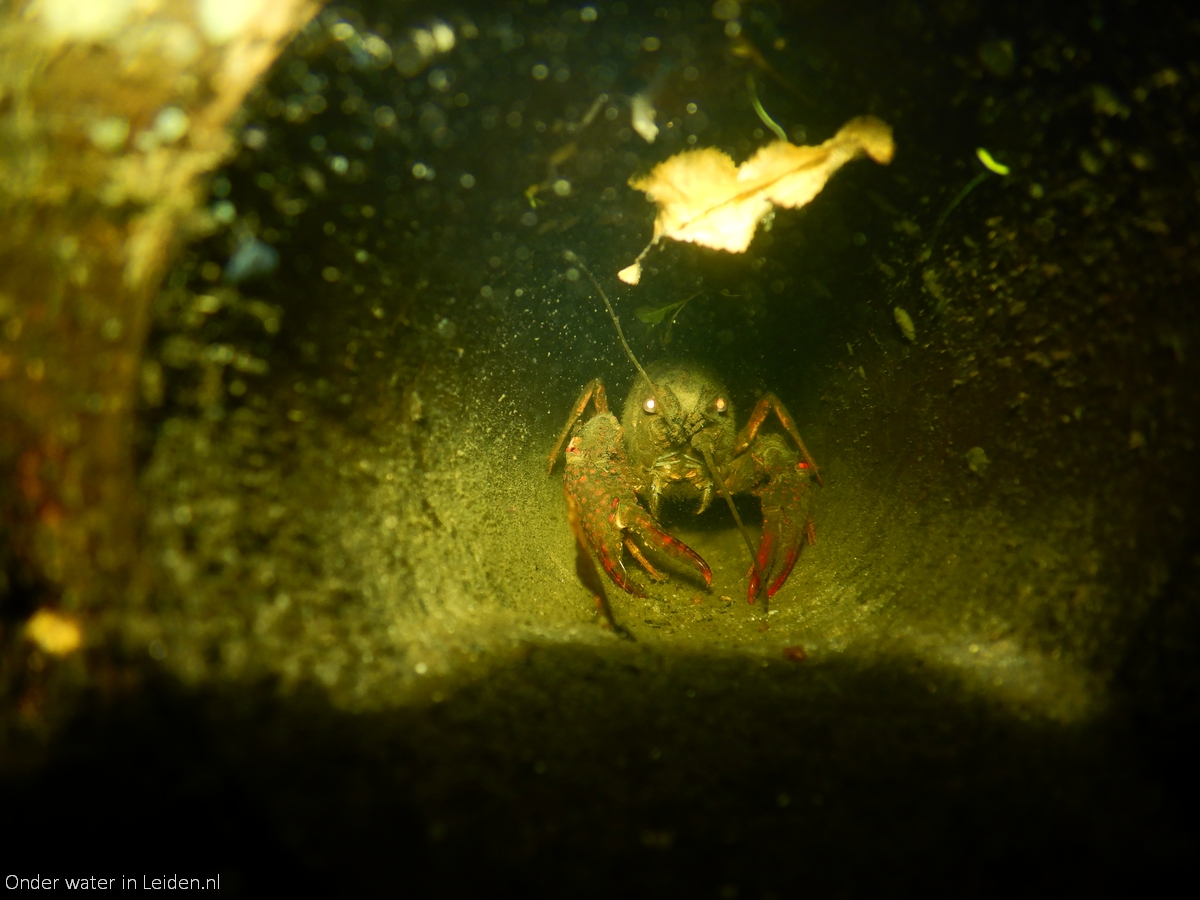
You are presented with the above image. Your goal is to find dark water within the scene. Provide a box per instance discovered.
[7,0,1200,892]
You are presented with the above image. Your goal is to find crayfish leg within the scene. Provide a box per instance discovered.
[547,379,610,474]
[734,393,823,487]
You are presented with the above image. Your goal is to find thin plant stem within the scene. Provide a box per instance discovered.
[748,74,788,142]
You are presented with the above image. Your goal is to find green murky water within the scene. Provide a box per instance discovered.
[10,0,1200,892]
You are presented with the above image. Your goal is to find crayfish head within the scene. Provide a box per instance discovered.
[622,360,738,496]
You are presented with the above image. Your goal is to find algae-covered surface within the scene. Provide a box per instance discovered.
[5,0,1200,893]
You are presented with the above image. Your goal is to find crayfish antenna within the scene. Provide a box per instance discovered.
[697,443,768,608]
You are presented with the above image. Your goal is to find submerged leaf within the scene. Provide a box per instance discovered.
[634,299,686,324]
[618,116,895,285]
[635,305,674,325]
[631,92,659,144]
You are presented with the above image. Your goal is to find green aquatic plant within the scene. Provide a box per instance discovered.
[634,291,701,346]
[976,147,1011,176]
[922,147,1011,261]
[747,74,788,142]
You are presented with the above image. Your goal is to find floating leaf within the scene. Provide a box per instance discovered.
[618,116,895,284]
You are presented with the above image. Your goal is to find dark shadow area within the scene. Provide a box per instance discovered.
[5,2,1200,896]
[4,640,1195,897]
[1113,531,1200,846]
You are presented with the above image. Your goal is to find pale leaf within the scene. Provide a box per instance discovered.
[630,92,659,143]
[618,116,895,285]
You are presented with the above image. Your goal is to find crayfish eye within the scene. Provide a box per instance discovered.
[713,397,727,413]
[642,397,657,414]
